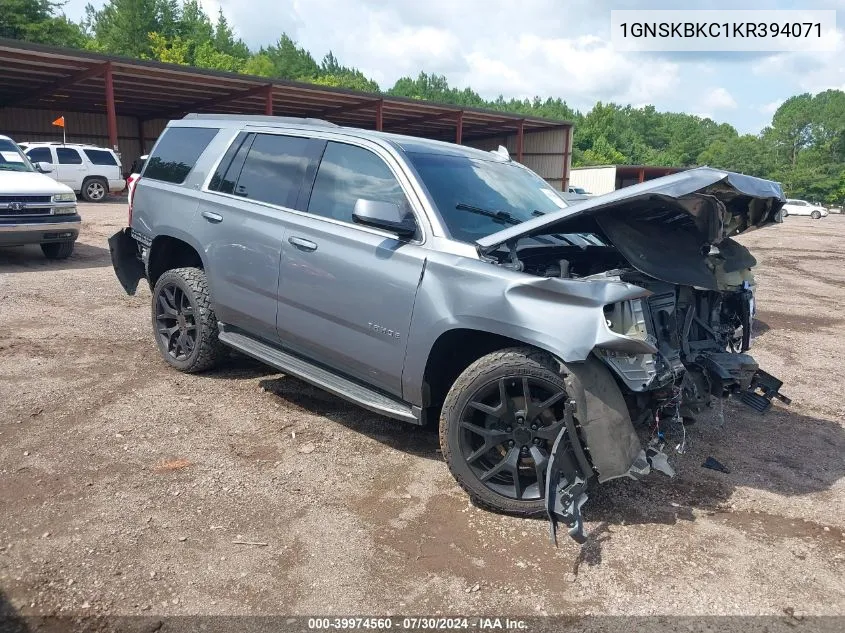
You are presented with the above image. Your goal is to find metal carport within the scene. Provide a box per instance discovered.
[0,39,573,190]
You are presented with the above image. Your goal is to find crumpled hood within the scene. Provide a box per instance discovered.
[476,167,785,291]
[476,167,785,251]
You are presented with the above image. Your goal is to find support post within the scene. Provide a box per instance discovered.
[638,167,645,183]
[455,110,463,144]
[516,119,525,163]
[375,99,384,131]
[561,125,572,191]
[137,117,145,154]
[104,62,118,152]
[264,85,273,116]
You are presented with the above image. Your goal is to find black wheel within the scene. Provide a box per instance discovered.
[440,347,575,516]
[151,267,223,373]
[811,210,821,219]
[41,240,75,259]
[81,177,107,202]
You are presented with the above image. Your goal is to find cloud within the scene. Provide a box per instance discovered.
[760,99,785,115]
[752,27,845,93]
[702,87,737,110]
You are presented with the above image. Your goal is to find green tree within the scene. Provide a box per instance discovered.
[0,0,89,47]
[259,34,320,80]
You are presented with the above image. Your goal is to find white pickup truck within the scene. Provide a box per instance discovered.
[0,135,81,259]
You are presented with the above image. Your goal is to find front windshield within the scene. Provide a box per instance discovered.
[408,152,567,242]
[0,139,34,173]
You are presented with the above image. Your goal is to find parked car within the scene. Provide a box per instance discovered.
[782,198,828,218]
[17,142,125,202]
[0,135,80,258]
[109,114,788,542]
[126,154,147,201]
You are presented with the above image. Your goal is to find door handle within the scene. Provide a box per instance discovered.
[202,211,223,223]
[288,236,318,252]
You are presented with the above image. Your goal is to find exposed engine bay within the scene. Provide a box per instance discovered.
[476,168,791,544]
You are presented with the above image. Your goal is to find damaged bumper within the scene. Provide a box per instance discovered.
[546,364,790,545]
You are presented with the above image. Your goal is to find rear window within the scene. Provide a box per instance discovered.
[144,127,219,184]
[84,149,119,166]
[231,133,311,208]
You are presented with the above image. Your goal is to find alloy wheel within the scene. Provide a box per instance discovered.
[87,181,105,200]
[457,376,568,501]
[154,282,197,361]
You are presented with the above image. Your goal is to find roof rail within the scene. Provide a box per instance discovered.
[182,113,338,127]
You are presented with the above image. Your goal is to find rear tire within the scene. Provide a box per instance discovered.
[41,240,75,259]
[81,177,108,202]
[151,267,224,373]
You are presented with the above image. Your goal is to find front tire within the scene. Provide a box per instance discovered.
[440,347,574,516]
[41,240,75,259]
[811,210,821,219]
[151,267,224,373]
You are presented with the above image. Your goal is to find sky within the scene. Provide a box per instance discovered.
[61,0,845,134]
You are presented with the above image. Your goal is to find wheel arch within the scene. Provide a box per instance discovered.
[147,233,206,290]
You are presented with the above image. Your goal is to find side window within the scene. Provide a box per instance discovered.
[208,132,250,193]
[26,147,53,164]
[307,142,409,224]
[83,149,119,166]
[56,148,82,164]
[232,133,311,208]
[144,127,219,184]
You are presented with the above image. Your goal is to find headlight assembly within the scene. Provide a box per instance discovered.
[52,192,77,203]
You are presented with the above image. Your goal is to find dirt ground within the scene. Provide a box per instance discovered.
[0,202,843,619]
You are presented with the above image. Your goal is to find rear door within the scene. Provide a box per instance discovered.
[194,131,322,344]
[55,147,86,191]
[275,139,427,397]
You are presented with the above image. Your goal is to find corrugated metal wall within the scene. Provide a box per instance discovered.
[466,128,567,190]
[0,107,156,170]
[569,166,617,195]
[1,107,570,189]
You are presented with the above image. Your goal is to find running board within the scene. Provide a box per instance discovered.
[218,328,421,424]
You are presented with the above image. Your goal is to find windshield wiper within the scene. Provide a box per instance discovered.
[455,203,520,225]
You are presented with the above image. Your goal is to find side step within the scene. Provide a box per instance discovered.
[218,328,420,424]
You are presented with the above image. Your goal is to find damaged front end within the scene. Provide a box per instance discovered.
[476,167,791,544]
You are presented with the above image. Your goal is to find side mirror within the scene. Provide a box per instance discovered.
[352,199,416,238]
[35,162,53,173]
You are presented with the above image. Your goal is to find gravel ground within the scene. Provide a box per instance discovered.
[0,202,843,619]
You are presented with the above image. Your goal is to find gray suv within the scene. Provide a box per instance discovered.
[110,114,789,542]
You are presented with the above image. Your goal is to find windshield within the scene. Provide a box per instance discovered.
[0,139,34,173]
[408,152,568,242]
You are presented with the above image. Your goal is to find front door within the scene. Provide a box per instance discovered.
[276,140,426,398]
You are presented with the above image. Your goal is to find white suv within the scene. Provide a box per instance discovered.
[782,198,828,219]
[18,142,125,202]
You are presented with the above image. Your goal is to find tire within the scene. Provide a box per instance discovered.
[811,210,821,219]
[151,267,224,373]
[440,347,577,517]
[41,240,75,259]
[782,209,788,217]
[81,177,108,202]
